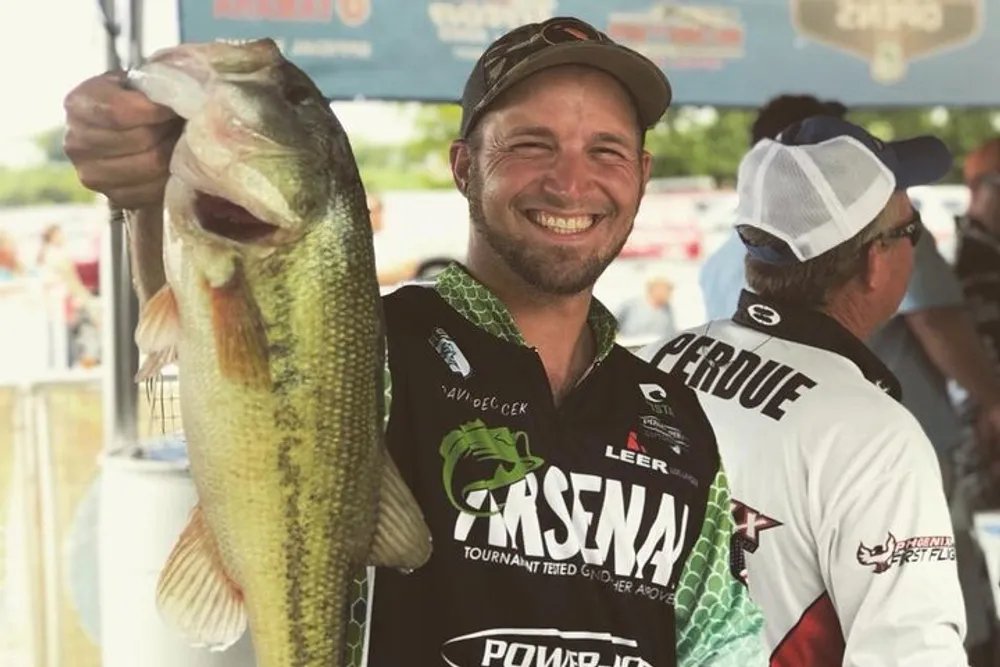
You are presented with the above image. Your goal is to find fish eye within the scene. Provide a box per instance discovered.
[284,81,313,106]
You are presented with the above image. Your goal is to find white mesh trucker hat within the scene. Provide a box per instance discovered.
[734,115,953,263]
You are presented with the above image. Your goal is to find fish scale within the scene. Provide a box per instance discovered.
[124,38,432,667]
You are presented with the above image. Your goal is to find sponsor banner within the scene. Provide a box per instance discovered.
[178,0,998,106]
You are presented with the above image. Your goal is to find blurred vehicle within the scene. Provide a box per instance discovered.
[693,190,738,252]
[622,193,707,261]
[358,184,973,295]
[693,190,739,230]
[372,191,469,283]
[374,190,712,276]
[621,177,720,261]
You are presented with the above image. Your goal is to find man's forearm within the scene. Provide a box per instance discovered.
[906,305,1000,406]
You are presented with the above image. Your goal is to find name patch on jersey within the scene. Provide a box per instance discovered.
[655,332,818,421]
[442,384,530,416]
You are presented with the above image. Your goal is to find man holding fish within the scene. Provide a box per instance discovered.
[60,16,767,667]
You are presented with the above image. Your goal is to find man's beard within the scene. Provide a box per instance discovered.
[465,165,633,296]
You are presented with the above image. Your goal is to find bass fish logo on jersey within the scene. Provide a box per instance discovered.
[439,419,544,517]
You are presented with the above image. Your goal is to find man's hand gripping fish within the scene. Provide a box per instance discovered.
[125,39,432,667]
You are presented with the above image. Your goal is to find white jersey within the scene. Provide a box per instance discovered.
[638,290,969,667]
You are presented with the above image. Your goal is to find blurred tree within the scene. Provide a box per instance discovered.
[380,104,1000,187]
[402,103,462,165]
[0,165,96,206]
[644,107,755,180]
[4,106,999,207]
[353,106,458,191]
[850,108,1000,182]
[352,140,450,191]
[33,126,70,163]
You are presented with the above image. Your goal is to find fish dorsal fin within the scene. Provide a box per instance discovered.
[369,451,433,572]
[155,503,248,651]
[134,284,180,381]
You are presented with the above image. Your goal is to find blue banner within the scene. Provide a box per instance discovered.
[177,1,998,107]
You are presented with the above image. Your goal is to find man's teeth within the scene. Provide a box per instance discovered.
[531,211,595,234]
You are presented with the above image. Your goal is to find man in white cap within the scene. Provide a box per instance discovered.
[640,116,970,665]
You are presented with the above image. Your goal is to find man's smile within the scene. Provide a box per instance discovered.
[523,209,604,235]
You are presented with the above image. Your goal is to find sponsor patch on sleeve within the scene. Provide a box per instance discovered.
[856,533,956,573]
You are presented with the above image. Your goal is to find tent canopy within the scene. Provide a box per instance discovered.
[178,0,999,108]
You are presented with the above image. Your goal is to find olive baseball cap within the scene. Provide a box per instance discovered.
[458,16,672,139]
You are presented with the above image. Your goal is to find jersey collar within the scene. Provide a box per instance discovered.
[433,263,619,363]
[732,289,902,401]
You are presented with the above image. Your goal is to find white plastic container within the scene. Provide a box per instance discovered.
[97,441,256,667]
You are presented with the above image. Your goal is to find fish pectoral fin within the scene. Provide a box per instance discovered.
[208,271,270,390]
[134,284,180,380]
[155,503,248,651]
[369,451,434,572]
[136,348,179,383]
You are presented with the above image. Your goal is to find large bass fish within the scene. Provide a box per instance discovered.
[125,38,432,667]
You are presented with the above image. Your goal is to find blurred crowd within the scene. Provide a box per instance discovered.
[0,222,101,369]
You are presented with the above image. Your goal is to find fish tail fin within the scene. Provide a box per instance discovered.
[134,284,180,381]
[369,450,433,572]
[208,269,270,389]
[155,503,248,651]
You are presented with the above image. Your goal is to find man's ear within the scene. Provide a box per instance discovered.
[641,149,653,187]
[450,140,471,195]
[862,241,888,293]
[636,149,653,201]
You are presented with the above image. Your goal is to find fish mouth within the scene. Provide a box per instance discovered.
[193,191,282,244]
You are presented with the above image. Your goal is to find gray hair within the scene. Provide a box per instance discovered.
[742,195,907,308]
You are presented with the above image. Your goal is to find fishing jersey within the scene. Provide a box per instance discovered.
[954,217,1000,382]
[638,290,969,667]
[345,264,768,667]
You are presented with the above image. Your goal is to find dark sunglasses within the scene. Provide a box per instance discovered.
[875,211,923,248]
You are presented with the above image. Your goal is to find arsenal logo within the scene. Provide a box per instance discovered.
[336,0,370,27]
[790,0,983,84]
